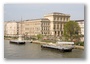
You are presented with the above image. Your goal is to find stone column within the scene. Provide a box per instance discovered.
[60,31,61,36]
[56,31,58,37]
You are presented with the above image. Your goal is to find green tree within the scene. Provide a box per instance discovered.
[64,21,81,42]
[37,34,43,40]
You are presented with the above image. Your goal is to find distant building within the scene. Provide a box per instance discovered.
[4,22,8,36]
[74,20,84,41]
[4,21,18,37]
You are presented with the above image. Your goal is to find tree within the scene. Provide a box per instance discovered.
[64,21,81,42]
[37,34,43,40]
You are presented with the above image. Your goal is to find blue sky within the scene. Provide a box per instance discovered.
[4,4,84,21]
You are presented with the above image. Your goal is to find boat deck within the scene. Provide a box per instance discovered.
[41,44,74,52]
[10,40,25,44]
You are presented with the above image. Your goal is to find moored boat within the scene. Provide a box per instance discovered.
[41,41,74,52]
[10,40,25,44]
[10,35,25,44]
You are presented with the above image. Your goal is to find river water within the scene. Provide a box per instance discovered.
[4,40,84,59]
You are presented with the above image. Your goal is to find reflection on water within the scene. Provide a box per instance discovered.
[4,40,84,58]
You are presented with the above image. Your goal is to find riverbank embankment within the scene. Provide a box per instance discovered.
[32,40,84,50]
[74,45,84,50]
[5,39,84,50]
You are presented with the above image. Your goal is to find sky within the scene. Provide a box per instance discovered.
[4,4,84,21]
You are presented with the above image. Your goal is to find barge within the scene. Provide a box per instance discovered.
[10,40,25,44]
[10,35,25,44]
[41,41,74,52]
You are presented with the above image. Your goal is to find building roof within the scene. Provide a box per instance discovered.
[4,21,18,23]
[44,12,70,17]
[35,18,49,20]
[51,12,64,14]
[71,20,84,22]
[24,18,50,21]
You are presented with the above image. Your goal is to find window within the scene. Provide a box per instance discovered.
[57,24,59,29]
[61,17,62,21]
[54,24,55,29]
[61,31,63,34]
[55,31,56,35]
[43,27,44,30]
[59,17,60,21]
[42,32,43,34]
[57,17,59,21]
[54,17,56,21]
[62,17,63,21]
[63,17,65,21]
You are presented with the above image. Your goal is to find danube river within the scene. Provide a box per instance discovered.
[4,40,84,58]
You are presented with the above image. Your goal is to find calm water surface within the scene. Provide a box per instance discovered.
[4,40,84,58]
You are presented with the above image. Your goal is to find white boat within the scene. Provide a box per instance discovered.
[10,35,25,44]
[10,40,25,44]
[41,41,74,52]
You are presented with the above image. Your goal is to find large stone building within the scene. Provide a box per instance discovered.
[4,12,70,38]
[44,12,70,37]
[21,18,50,36]
[20,12,70,37]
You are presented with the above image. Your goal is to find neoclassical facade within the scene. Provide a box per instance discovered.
[21,18,50,36]
[44,12,70,37]
[4,12,70,37]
